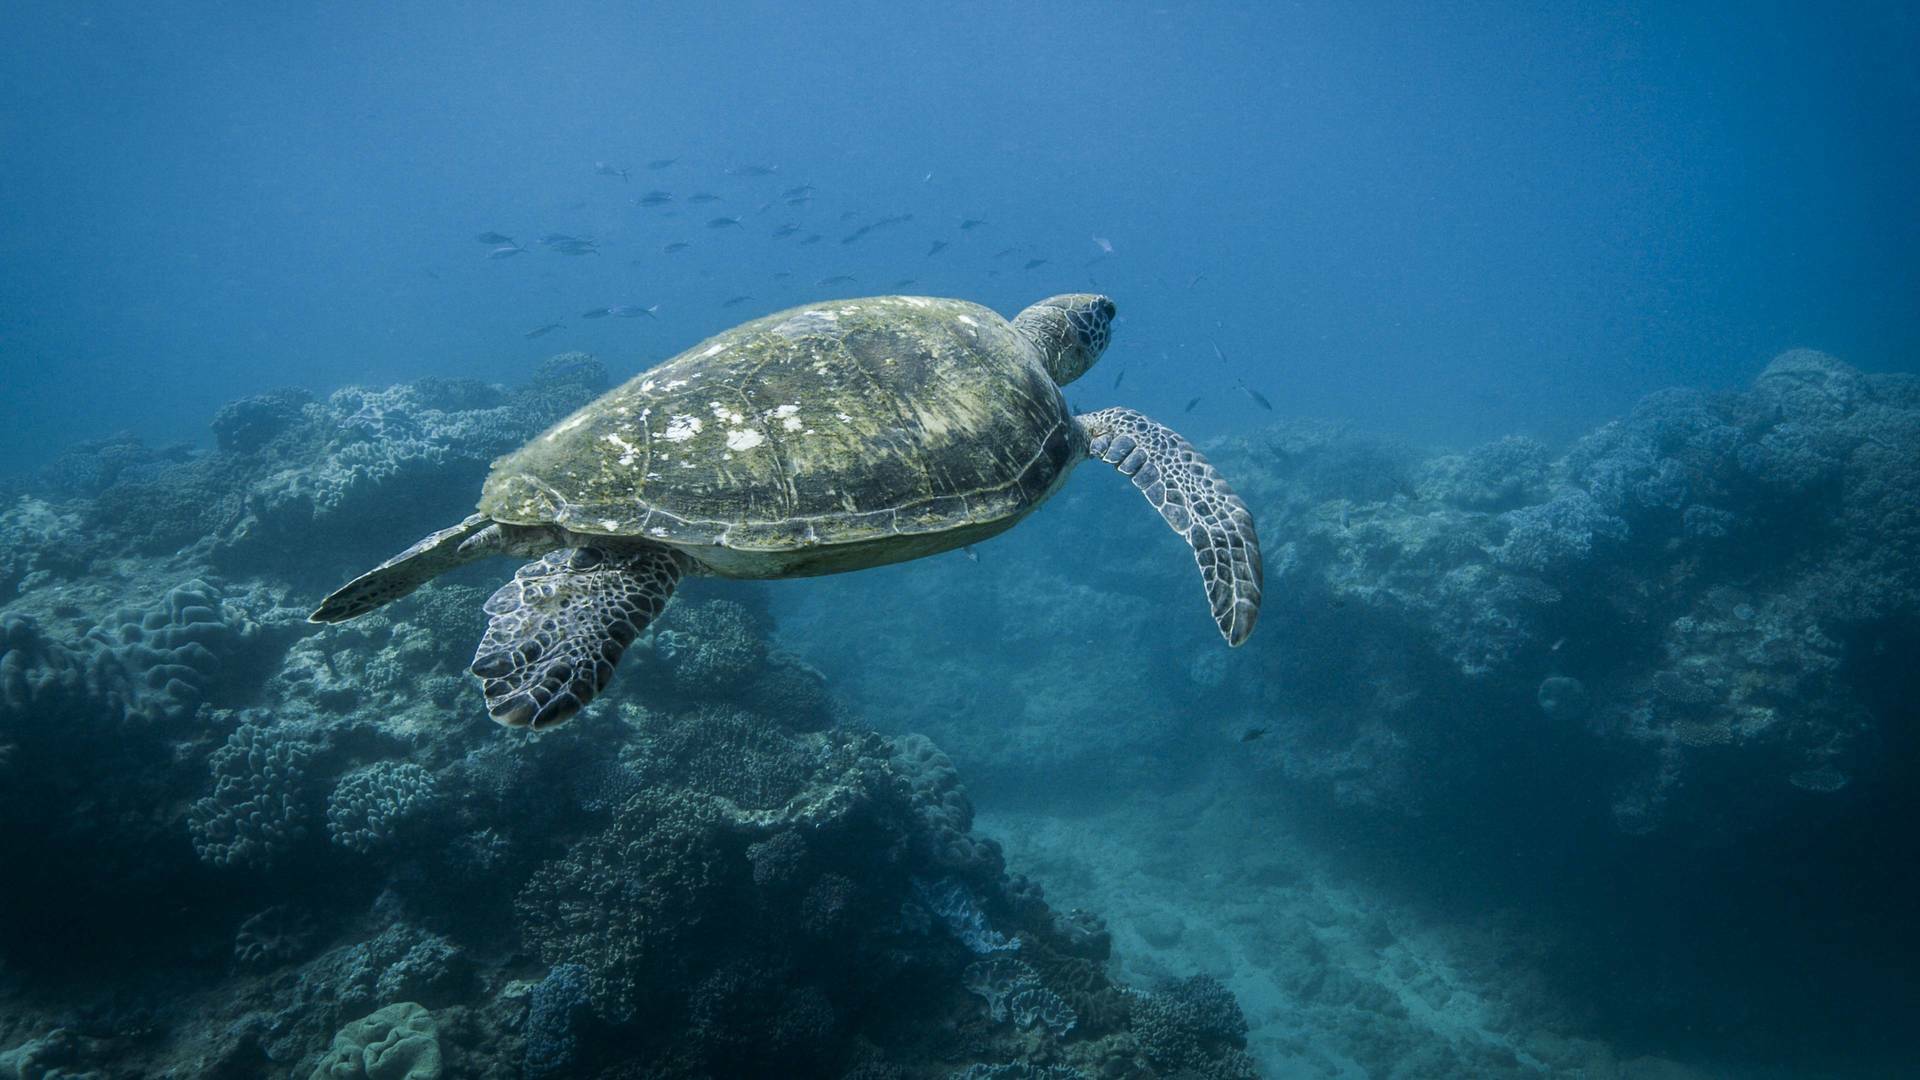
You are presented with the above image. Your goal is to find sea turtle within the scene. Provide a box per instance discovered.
[312,294,1262,729]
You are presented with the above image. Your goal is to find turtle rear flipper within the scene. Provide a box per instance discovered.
[471,545,688,730]
[310,513,504,623]
[1081,407,1263,646]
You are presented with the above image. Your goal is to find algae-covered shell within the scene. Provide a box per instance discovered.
[479,296,1083,577]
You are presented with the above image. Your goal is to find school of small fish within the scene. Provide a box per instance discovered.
[477,158,1275,414]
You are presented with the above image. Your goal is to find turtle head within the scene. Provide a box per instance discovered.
[1014,293,1115,385]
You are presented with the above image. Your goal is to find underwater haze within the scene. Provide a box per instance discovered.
[2,2,1919,1078]
[5,2,1917,465]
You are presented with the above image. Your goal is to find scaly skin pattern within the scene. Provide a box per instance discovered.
[1081,407,1263,646]
[479,296,1081,578]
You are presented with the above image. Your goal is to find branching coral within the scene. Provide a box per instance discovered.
[187,721,311,869]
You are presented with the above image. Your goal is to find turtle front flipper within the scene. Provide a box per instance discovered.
[311,513,504,623]
[471,545,689,730]
[1081,407,1263,646]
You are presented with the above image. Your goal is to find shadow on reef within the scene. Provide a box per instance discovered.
[0,359,1258,1078]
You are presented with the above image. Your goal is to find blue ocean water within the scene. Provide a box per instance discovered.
[1,3,1917,1077]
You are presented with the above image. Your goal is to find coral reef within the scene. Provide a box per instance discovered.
[188,720,313,869]
[327,762,439,854]
[308,1001,442,1080]
[1184,349,1920,837]
[6,347,1912,1076]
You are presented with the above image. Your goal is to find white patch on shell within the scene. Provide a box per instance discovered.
[661,378,690,390]
[662,415,703,442]
[726,428,766,451]
[767,403,803,432]
[903,297,930,308]
[708,401,745,424]
[836,412,852,422]
[640,380,656,392]
[650,526,669,537]
[599,518,620,530]
[602,432,640,466]
[957,315,978,327]
[700,343,727,358]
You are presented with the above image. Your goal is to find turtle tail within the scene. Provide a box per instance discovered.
[310,513,502,623]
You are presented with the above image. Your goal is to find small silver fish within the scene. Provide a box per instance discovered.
[593,161,629,182]
[707,216,743,228]
[524,323,562,339]
[487,245,525,259]
[476,231,514,245]
[927,240,948,256]
[606,304,659,319]
[663,242,690,253]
